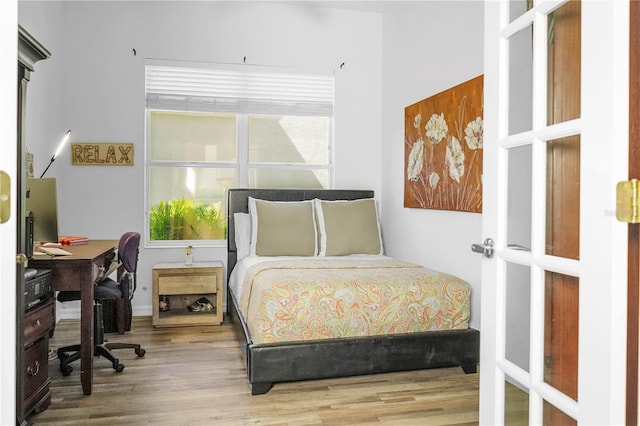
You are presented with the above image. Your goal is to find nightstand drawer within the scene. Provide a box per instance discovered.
[158,274,216,294]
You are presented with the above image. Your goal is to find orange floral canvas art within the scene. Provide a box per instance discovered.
[404,75,484,213]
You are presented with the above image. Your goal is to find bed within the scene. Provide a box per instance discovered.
[226,188,479,395]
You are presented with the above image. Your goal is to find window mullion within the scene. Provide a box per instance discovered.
[247,162,331,170]
[149,160,236,168]
[237,114,249,187]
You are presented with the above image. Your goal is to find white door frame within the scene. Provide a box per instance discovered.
[0,0,19,424]
[480,1,629,424]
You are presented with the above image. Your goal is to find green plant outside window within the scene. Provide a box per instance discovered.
[149,197,226,241]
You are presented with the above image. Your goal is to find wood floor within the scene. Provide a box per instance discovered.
[29,316,480,425]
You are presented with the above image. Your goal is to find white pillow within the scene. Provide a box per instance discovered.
[248,197,317,256]
[234,212,251,260]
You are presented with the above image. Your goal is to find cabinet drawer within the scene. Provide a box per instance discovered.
[24,299,54,347]
[158,274,216,294]
[24,337,49,399]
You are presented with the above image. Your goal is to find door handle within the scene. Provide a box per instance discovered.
[471,238,495,258]
[16,253,28,267]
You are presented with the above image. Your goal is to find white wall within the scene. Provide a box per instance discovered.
[380,1,484,329]
[18,4,65,179]
[18,1,383,317]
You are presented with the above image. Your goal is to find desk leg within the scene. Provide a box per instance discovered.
[80,273,94,395]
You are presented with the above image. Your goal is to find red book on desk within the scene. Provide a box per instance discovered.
[59,236,90,245]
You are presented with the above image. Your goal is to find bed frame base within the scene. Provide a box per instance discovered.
[250,382,274,396]
[461,363,478,374]
[229,290,479,395]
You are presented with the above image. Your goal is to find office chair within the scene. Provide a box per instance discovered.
[56,232,146,375]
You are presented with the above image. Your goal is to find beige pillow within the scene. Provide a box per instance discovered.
[249,198,317,256]
[315,198,383,256]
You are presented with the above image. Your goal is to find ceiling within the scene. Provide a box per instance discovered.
[278,1,401,14]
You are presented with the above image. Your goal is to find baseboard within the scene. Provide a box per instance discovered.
[55,303,153,321]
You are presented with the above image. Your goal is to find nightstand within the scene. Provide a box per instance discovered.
[152,261,223,327]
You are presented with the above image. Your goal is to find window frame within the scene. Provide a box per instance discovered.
[144,79,334,248]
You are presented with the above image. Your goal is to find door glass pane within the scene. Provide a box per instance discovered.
[547,1,581,125]
[545,135,580,259]
[509,0,531,23]
[505,375,529,425]
[508,24,533,135]
[148,166,234,240]
[506,263,531,371]
[544,400,577,426]
[248,115,330,164]
[248,168,328,189]
[149,111,237,162]
[544,271,578,401]
[507,144,532,251]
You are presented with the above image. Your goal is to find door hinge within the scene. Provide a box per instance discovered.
[616,179,639,223]
[0,171,9,224]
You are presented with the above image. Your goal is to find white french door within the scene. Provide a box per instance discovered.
[480,1,629,424]
[0,1,18,424]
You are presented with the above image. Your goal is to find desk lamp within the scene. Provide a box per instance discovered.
[40,129,71,178]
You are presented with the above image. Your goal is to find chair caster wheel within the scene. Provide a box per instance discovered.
[135,348,146,357]
[61,365,73,376]
[114,363,125,373]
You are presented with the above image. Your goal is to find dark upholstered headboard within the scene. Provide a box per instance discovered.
[226,188,375,280]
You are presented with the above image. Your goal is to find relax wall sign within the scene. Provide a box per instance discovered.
[71,143,134,166]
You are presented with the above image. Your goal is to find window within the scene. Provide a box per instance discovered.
[145,62,334,244]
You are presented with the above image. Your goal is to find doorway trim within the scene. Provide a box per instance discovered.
[626,1,639,424]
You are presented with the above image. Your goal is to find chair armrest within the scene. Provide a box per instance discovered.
[120,272,133,300]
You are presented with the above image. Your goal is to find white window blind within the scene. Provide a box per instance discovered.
[146,62,334,116]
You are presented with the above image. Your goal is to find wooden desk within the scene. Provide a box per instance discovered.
[30,240,118,395]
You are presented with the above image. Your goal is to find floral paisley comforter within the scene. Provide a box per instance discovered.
[236,257,471,344]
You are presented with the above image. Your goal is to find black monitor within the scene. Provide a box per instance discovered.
[25,177,59,244]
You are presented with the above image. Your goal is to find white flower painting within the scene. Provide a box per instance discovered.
[445,136,465,183]
[464,117,483,150]
[428,172,440,189]
[407,138,424,181]
[425,113,448,144]
[404,75,484,213]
